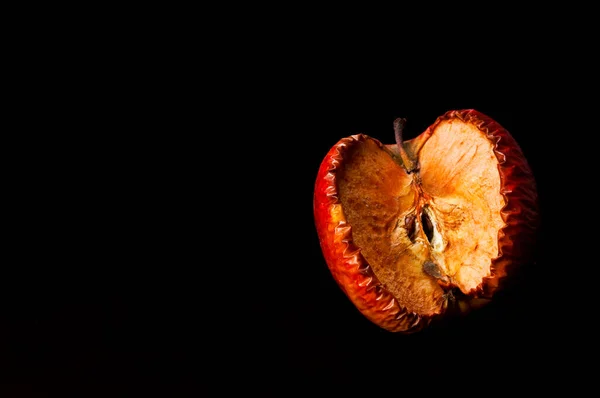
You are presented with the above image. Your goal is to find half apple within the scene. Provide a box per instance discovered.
[313,109,539,333]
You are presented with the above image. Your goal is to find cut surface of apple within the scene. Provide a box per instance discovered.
[314,109,538,333]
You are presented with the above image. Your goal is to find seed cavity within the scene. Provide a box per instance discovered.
[405,214,416,242]
[421,210,434,243]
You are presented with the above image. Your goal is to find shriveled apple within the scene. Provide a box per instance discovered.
[313,109,539,333]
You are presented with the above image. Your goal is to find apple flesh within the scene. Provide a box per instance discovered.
[313,109,539,333]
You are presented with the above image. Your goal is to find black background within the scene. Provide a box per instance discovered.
[3,38,595,395]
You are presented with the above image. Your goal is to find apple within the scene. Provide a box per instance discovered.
[313,109,539,333]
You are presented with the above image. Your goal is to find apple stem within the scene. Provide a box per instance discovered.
[394,118,416,173]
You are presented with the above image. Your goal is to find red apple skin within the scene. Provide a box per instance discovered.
[314,109,539,333]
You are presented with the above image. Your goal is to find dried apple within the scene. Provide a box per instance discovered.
[313,109,539,333]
